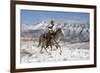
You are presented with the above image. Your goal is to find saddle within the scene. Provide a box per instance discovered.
[46,30,55,44]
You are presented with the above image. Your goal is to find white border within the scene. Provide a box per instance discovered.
[16,5,94,69]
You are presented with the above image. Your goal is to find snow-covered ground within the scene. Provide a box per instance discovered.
[20,40,90,63]
[20,20,90,63]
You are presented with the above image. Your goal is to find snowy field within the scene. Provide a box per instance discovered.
[20,40,90,63]
[20,19,90,63]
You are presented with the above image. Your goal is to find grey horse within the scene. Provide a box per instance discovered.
[38,28,64,55]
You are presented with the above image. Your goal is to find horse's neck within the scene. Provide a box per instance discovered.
[55,30,60,37]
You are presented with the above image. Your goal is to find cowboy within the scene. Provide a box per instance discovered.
[48,20,56,34]
[47,20,56,46]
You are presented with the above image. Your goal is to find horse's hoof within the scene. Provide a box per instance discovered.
[28,54,32,57]
[48,53,51,55]
[60,52,62,55]
[53,48,57,51]
[40,51,44,54]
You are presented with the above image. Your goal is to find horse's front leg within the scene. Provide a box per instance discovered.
[45,47,51,55]
[59,46,62,55]
[50,44,52,51]
[55,43,62,55]
[49,39,53,51]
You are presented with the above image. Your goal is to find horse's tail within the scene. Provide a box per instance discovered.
[37,35,42,47]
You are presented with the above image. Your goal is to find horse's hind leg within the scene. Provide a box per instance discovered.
[49,41,53,51]
[45,47,51,55]
[40,47,43,54]
[45,45,52,55]
[40,42,44,54]
[45,47,48,53]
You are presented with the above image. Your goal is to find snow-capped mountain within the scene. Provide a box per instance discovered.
[21,20,89,43]
[32,21,49,30]
[22,20,88,30]
[21,24,35,31]
[21,21,50,31]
